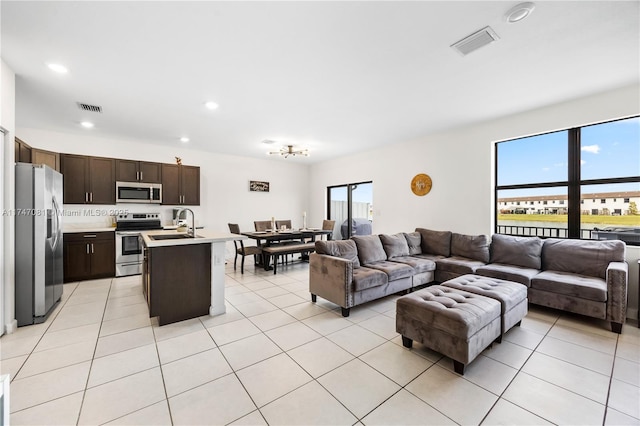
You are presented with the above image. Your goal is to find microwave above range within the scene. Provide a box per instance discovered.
[116,181,162,204]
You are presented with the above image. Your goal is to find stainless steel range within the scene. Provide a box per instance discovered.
[115,213,162,277]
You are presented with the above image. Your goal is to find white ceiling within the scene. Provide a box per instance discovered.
[2,1,639,163]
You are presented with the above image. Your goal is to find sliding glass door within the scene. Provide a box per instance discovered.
[327,181,373,240]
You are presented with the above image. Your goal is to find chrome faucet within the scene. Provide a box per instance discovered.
[176,208,195,237]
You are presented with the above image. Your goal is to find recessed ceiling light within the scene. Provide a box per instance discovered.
[205,101,219,110]
[505,2,535,23]
[180,137,190,143]
[80,121,94,128]
[262,139,276,145]
[47,63,68,74]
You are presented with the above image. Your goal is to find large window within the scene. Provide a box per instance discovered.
[495,116,640,245]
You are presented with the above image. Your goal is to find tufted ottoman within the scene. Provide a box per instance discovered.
[441,274,528,341]
[396,285,501,375]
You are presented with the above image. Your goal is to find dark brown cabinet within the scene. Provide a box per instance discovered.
[116,160,162,183]
[161,164,200,205]
[15,137,32,163]
[32,148,60,172]
[143,242,211,325]
[63,231,115,282]
[61,154,116,204]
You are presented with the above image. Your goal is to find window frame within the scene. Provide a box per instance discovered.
[495,115,640,244]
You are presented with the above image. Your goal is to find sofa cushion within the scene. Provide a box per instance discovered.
[476,263,540,287]
[436,256,486,275]
[380,233,410,258]
[404,232,422,255]
[389,256,436,274]
[451,233,490,263]
[352,267,389,291]
[353,235,387,265]
[412,253,446,262]
[491,234,543,270]
[531,270,607,302]
[365,260,415,281]
[315,240,360,268]
[542,239,626,279]
[416,228,451,257]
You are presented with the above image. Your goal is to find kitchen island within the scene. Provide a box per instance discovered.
[140,229,245,325]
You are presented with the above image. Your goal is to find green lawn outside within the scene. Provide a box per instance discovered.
[498,214,640,226]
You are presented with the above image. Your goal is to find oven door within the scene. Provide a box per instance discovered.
[116,231,142,264]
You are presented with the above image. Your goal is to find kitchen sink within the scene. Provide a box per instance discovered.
[149,234,203,240]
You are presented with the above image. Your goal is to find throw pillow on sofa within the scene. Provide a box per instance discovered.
[315,240,360,268]
[491,234,543,269]
[352,235,387,265]
[404,232,422,255]
[451,233,490,263]
[416,228,452,257]
[379,233,410,258]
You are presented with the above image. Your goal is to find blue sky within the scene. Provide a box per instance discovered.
[498,117,640,195]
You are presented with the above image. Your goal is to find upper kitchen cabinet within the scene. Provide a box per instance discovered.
[116,160,162,184]
[161,164,200,205]
[14,138,59,171]
[32,148,60,172]
[15,137,32,163]
[61,154,116,204]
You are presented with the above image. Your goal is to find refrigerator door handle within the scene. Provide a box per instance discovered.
[86,243,90,254]
[91,243,94,254]
[50,197,61,250]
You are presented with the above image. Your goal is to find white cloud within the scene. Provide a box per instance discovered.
[581,160,586,165]
[581,144,600,154]
[542,167,550,172]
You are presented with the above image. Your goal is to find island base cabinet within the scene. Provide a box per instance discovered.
[146,243,211,326]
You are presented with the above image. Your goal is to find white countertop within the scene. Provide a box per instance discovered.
[63,224,115,233]
[141,229,245,248]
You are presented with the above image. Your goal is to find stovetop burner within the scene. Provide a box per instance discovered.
[115,212,162,231]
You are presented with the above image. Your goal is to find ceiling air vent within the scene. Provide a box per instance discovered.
[451,26,499,56]
[76,102,102,113]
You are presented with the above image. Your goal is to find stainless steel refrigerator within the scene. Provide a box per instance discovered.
[15,163,64,326]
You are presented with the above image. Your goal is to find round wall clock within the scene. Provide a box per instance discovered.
[411,173,432,196]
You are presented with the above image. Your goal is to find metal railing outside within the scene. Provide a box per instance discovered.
[497,225,640,244]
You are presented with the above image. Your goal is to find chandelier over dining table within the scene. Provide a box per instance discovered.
[268,144,310,158]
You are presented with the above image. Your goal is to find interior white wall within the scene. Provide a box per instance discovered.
[1,59,17,334]
[309,83,640,319]
[16,127,310,257]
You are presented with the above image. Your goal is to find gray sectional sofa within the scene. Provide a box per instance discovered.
[309,229,628,333]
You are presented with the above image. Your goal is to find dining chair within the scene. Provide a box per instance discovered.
[275,219,296,263]
[322,219,336,240]
[276,220,292,230]
[228,223,262,274]
[254,220,272,231]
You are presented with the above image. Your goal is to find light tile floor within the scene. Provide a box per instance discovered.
[1,261,639,425]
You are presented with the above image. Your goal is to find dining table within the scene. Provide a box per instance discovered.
[241,228,332,270]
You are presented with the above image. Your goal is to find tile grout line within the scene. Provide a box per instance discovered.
[601,332,622,425]
[476,310,561,425]
[75,278,114,426]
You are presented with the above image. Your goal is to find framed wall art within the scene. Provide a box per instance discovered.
[249,180,270,192]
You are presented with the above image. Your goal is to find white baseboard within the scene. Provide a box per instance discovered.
[4,319,17,334]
